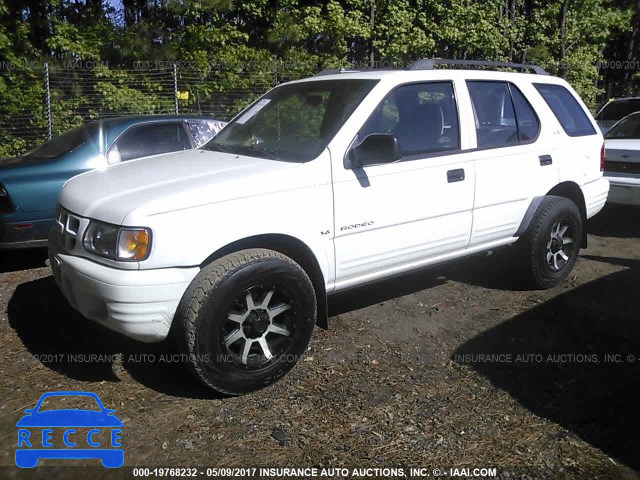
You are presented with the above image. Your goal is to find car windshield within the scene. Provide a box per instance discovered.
[605,114,640,139]
[37,395,102,412]
[203,79,379,162]
[597,99,640,123]
[24,123,98,160]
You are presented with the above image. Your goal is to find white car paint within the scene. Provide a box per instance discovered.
[604,137,640,206]
[49,68,609,342]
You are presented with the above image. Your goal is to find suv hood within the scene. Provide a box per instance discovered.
[59,149,304,225]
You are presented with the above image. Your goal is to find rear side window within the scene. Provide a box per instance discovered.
[467,81,539,148]
[510,86,540,142]
[534,84,596,137]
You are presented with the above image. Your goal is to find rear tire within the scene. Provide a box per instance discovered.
[522,196,582,289]
[176,249,317,395]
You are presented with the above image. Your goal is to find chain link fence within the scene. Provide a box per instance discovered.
[1,62,628,157]
[0,63,306,157]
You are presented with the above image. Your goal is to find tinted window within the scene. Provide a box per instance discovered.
[24,123,98,160]
[534,83,596,137]
[115,122,192,161]
[467,81,519,148]
[205,79,378,162]
[597,99,640,122]
[605,113,640,139]
[359,81,460,156]
[510,85,540,142]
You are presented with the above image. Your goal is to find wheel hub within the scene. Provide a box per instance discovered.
[550,237,563,254]
[545,219,575,272]
[223,288,293,366]
[243,309,270,338]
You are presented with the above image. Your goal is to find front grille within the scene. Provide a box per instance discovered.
[55,207,82,251]
[605,161,640,175]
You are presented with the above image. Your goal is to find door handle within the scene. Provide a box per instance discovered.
[447,168,465,183]
[539,155,553,166]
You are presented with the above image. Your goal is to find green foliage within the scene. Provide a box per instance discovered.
[0,0,638,156]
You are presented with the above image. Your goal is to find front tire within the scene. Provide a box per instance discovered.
[176,249,317,395]
[523,196,582,289]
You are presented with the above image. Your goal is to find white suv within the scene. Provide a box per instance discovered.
[49,60,610,395]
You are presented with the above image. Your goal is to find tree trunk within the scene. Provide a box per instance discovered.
[624,0,640,91]
[558,0,570,77]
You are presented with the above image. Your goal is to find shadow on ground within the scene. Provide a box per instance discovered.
[0,247,48,273]
[7,276,217,399]
[586,204,640,238]
[452,255,640,469]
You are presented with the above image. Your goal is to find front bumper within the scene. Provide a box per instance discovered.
[48,239,199,343]
[604,174,640,206]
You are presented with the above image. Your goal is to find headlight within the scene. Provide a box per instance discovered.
[83,221,151,261]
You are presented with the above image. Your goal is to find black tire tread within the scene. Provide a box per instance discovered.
[524,195,581,289]
[176,248,314,395]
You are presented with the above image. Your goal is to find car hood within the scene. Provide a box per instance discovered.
[16,410,123,427]
[0,154,57,168]
[59,149,306,225]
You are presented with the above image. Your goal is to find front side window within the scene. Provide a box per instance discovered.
[358,81,460,157]
[534,83,596,137]
[113,122,192,162]
[204,79,379,163]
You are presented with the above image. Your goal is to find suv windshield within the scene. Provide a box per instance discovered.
[24,123,98,160]
[605,113,640,139]
[204,79,379,162]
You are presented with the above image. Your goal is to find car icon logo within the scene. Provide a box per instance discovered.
[15,391,124,468]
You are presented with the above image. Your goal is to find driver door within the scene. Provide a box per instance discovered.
[331,80,475,288]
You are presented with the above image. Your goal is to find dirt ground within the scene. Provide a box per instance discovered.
[1,204,639,480]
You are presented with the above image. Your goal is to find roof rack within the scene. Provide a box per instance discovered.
[314,68,362,76]
[407,59,547,75]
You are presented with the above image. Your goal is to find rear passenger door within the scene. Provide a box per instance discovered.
[467,80,559,247]
[332,81,476,286]
[533,83,601,184]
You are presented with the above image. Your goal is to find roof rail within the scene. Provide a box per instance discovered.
[314,68,362,76]
[408,59,547,75]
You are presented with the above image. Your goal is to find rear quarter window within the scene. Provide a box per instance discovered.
[533,83,596,137]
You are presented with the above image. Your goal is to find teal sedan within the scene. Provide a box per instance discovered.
[0,115,226,249]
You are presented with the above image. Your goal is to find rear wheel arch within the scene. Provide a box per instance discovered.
[546,182,587,248]
[198,234,328,329]
[516,182,588,248]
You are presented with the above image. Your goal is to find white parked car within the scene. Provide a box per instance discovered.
[604,112,640,205]
[48,60,609,394]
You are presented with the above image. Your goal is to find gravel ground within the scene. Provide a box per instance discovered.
[0,204,639,480]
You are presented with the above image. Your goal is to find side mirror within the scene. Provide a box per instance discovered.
[346,133,400,169]
[106,145,122,165]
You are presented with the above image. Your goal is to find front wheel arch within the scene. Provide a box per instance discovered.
[198,234,328,329]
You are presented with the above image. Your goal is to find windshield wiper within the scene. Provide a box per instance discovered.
[205,142,233,153]
[245,144,278,160]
